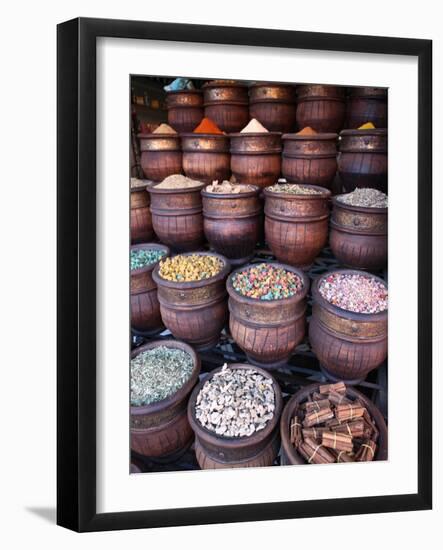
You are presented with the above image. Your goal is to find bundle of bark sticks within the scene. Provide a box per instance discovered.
[289,382,379,464]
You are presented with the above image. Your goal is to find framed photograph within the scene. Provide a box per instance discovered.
[57,17,432,532]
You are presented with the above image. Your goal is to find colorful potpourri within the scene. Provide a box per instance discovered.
[130,248,166,270]
[319,272,388,314]
[336,187,388,208]
[267,183,323,195]
[232,263,304,300]
[158,254,224,282]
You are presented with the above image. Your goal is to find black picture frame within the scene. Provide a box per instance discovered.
[57,17,432,532]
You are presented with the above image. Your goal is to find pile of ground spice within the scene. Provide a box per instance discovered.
[159,254,224,282]
[131,346,194,406]
[336,188,387,208]
[267,183,323,195]
[153,123,177,134]
[130,177,147,190]
[296,126,318,135]
[319,272,388,314]
[240,118,269,133]
[193,117,224,134]
[232,263,304,300]
[195,364,275,437]
[205,180,254,194]
[130,248,166,270]
[155,174,203,189]
[358,122,376,130]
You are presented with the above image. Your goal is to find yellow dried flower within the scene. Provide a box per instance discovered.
[159,254,223,282]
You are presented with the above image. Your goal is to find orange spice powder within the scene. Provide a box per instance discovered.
[296,126,318,136]
[193,117,224,134]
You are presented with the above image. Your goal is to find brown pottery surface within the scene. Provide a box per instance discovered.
[227,263,309,368]
[296,85,346,133]
[148,182,206,251]
[309,269,388,382]
[346,87,388,129]
[131,184,155,243]
[138,133,182,182]
[152,252,231,350]
[131,339,201,457]
[264,184,331,269]
[188,364,283,468]
[166,90,204,133]
[280,382,388,465]
[202,185,262,264]
[181,133,231,183]
[203,82,249,133]
[249,83,297,132]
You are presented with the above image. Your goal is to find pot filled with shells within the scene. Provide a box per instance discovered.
[330,188,388,270]
[130,243,170,334]
[152,252,231,350]
[309,270,388,383]
[280,381,388,465]
[131,339,201,458]
[227,263,309,368]
[188,363,283,469]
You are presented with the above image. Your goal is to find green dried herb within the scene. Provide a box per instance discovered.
[130,248,166,270]
[131,346,194,406]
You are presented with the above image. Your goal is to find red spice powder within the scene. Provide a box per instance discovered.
[193,117,224,134]
[296,126,317,136]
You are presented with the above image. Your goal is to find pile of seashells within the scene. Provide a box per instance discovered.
[195,364,275,437]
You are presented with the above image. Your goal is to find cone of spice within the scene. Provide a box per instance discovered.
[296,126,317,135]
[240,118,269,133]
[193,117,224,134]
[153,123,177,134]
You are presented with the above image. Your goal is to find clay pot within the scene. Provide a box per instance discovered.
[138,134,182,182]
[166,90,204,132]
[296,85,346,133]
[148,182,205,252]
[264,184,331,269]
[230,132,282,188]
[249,83,297,132]
[131,339,200,457]
[330,196,387,270]
[181,134,230,183]
[309,269,388,383]
[130,243,170,333]
[131,183,154,243]
[152,252,231,350]
[202,185,262,265]
[187,364,283,468]
[280,382,388,464]
[282,133,338,189]
[338,129,387,193]
[203,82,249,133]
[346,87,388,129]
[227,263,309,368]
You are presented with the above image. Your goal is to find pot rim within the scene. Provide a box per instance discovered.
[339,128,387,137]
[130,243,171,276]
[226,261,310,306]
[248,82,296,89]
[130,339,201,416]
[179,132,229,139]
[201,184,261,199]
[332,195,388,214]
[311,268,388,320]
[202,82,248,89]
[280,382,388,464]
[282,132,338,141]
[187,363,283,448]
[166,89,203,95]
[263,183,331,200]
[137,133,180,139]
[147,181,206,195]
[228,132,283,138]
[152,251,231,289]
[130,180,153,194]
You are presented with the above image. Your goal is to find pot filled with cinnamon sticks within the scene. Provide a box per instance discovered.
[280,382,387,465]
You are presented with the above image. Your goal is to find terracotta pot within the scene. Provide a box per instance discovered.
[130,243,170,333]
[309,269,388,383]
[131,183,155,243]
[346,87,388,129]
[227,263,309,368]
[131,339,201,457]
[202,185,262,265]
[296,85,346,133]
[166,89,204,132]
[282,132,338,188]
[230,132,282,188]
[203,82,249,133]
[148,182,205,252]
[330,197,387,270]
[280,382,388,464]
[138,134,182,182]
[249,83,297,132]
[264,184,331,269]
[187,364,283,468]
[338,129,387,193]
[152,252,231,350]
[181,133,231,183]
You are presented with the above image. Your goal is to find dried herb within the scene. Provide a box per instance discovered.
[130,248,166,270]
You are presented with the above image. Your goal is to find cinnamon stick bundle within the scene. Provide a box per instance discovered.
[328,391,352,406]
[303,399,331,413]
[319,381,346,395]
[322,431,354,452]
[290,415,302,447]
[303,406,334,427]
[302,426,329,442]
[355,439,377,462]
[299,437,335,464]
[333,419,364,438]
[335,403,366,422]
[332,449,355,463]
